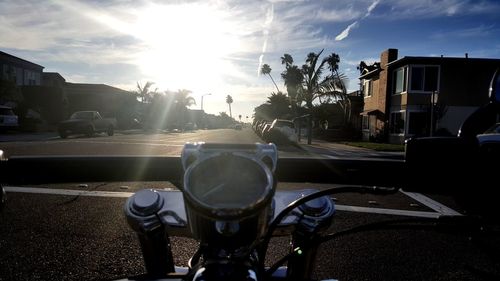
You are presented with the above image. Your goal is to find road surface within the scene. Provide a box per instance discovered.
[0,128,497,281]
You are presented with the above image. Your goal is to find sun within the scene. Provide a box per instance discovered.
[132,3,240,92]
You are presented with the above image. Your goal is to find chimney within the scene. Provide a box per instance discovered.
[378,49,398,119]
[381,48,398,67]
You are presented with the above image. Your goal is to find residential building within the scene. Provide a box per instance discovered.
[0,51,43,86]
[360,49,500,143]
[42,72,66,87]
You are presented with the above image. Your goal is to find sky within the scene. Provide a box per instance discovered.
[1,0,500,121]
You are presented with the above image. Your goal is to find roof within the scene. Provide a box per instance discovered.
[64,83,131,96]
[358,61,382,79]
[387,56,500,68]
[0,50,44,70]
[43,72,66,81]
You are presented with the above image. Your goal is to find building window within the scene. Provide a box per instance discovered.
[363,79,372,97]
[408,111,430,136]
[362,115,369,130]
[409,65,439,92]
[390,111,405,134]
[393,67,407,95]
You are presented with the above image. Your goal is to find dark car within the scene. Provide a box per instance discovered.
[58,111,115,138]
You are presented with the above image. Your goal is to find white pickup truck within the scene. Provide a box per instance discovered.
[58,111,116,138]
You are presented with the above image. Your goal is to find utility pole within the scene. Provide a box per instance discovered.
[201,93,211,111]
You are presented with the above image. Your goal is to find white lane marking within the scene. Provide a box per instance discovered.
[322,154,341,159]
[6,186,441,218]
[400,190,462,216]
[336,204,441,218]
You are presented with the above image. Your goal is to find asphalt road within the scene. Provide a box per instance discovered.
[0,128,265,157]
[1,129,499,280]
[0,128,402,159]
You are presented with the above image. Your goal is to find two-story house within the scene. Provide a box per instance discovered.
[360,49,500,144]
[0,51,43,86]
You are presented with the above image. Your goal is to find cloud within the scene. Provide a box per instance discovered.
[315,8,361,22]
[366,0,380,16]
[335,22,359,41]
[430,24,497,40]
[335,0,379,41]
[380,0,500,18]
[257,3,274,75]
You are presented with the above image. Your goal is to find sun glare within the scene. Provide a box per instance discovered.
[132,3,240,92]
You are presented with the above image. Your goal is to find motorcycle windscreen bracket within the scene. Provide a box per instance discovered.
[181,142,278,173]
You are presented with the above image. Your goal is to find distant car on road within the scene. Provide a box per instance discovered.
[58,111,116,138]
[0,105,19,132]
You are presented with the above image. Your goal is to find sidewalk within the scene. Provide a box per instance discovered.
[296,137,405,160]
[0,132,58,142]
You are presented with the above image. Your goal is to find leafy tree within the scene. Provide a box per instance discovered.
[260,64,280,93]
[226,95,233,118]
[254,103,273,121]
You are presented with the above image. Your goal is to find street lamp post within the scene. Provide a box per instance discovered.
[201,93,212,111]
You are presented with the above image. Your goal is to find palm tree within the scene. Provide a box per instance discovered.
[281,53,293,67]
[260,64,280,93]
[136,81,156,103]
[174,89,196,108]
[266,92,291,118]
[280,55,303,113]
[226,95,233,118]
[164,89,196,129]
[320,53,350,124]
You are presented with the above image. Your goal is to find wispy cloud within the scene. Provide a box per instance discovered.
[381,0,500,18]
[335,0,379,41]
[430,24,497,40]
[335,22,359,41]
[257,3,274,76]
[315,7,361,22]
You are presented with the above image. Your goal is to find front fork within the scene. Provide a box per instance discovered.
[124,189,175,278]
[137,224,175,277]
[287,195,335,280]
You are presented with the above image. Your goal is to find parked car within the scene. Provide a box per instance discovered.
[58,111,116,138]
[184,122,198,131]
[477,122,500,154]
[265,119,298,145]
[0,105,19,132]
